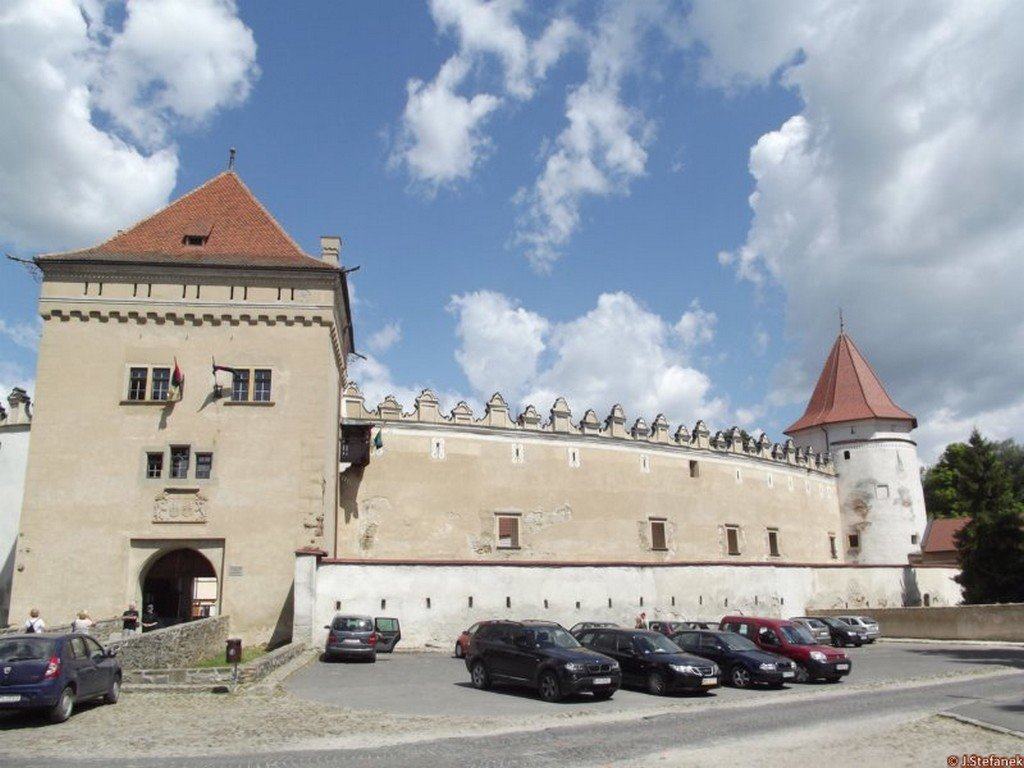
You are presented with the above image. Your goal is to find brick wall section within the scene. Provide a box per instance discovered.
[110,616,230,669]
[809,603,1024,642]
[123,641,306,685]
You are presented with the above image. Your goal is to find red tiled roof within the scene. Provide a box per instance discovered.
[921,517,970,553]
[785,333,916,434]
[38,172,330,270]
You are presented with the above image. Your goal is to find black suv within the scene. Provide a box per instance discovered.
[818,616,867,647]
[465,621,621,702]
[673,629,796,688]
[576,628,720,695]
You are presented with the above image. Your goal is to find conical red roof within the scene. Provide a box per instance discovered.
[785,333,915,435]
[38,171,329,270]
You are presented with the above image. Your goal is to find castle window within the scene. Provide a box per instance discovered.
[911,533,919,545]
[829,534,838,559]
[650,519,667,551]
[640,454,650,474]
[151,368,171,401]
[170,446,190,479]
[726,525,741,556]
[340,425,371,466]
[128,368,148,401]
[496,514,519,549]
[195,452,213,479]
[843,450,851,460]
[848,533,861,549]
[430,437,445,460]
[146,452,163,479]
[511,443,524,464]
[689,460,700,478]
[253,369,272,402]
[567,447,581,468]
[767,528,780,557]
[875,484,890,500]
[735,468,742,483]
[767,473,774,488]
[231,369,250,402]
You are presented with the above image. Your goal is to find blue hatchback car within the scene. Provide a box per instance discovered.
[0,634,122,723]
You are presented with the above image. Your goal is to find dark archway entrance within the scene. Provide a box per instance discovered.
[141,548,217,628]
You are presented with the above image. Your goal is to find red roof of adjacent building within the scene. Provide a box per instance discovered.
[785,332,916,435]
[37,171,329,270]
[921,517,970,553]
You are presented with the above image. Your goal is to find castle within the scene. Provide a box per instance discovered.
[6,169,960,645]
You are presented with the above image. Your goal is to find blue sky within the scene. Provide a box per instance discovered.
[2,1,1023,460]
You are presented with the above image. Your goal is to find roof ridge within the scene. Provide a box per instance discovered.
[223,171,310,258]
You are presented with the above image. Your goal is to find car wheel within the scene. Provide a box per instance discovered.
[831,637,841,647]
[470,661,490,690]
[592,689,614,701]
[730,665,751,689]
[454,642,464,659]
[794,664,810,683]
[48,686,75,724]
[104,676,121,705]
[538,671,562,703]
[647,672,668,696]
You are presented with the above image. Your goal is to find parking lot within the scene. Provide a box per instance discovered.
[285,641,1024,717]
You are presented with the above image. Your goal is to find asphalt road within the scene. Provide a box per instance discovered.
[284,642,1024,717]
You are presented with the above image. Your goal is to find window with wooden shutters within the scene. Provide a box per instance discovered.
[496,515,519,549]
[767,528,780,557]
[726,525,741,556]
[650,519,667,551]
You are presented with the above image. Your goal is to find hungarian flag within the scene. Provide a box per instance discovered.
[170,358,185,400]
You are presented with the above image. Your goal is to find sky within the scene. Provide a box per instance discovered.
[1,0,1023,462]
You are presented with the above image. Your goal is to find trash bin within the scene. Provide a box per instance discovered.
[225,637,242,664]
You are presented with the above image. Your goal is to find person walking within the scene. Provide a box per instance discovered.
[71,610,94,634]
[141,604,159,633]
[635,611,647,629]
[122,603,140,636]
[23,608,45,634]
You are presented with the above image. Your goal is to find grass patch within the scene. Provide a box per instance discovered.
[194,643,267,668]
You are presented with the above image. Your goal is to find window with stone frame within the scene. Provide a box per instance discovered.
[170,446,190,479]
[128,368,148,400]
[767,528,781,557]
[253,369,272,402]
[496,514,520,549]
[650,519,667,551]
[726,525,741,556]
[231,369,250,402]
[195,452,213,479]
[151,368,171,401]
[146,452,163,478]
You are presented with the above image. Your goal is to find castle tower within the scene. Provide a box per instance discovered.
[785,332,925,564]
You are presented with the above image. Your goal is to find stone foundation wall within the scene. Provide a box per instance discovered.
[123,641,306,686]
[110,616,230,669]
[1,616,122,641]
[810,603,1024,642]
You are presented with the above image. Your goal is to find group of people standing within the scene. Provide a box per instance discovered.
[21,604,160,635]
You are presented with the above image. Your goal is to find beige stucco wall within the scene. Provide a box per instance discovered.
[10,262,347,643]
[810,603,1024,642]
[339,423,846,564]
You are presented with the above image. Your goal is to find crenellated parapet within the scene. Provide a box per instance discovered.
[341,382,835,475]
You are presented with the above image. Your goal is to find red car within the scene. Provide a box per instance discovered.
[719,615,851,683]
[455,621,494,658]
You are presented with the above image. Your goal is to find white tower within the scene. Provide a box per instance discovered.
[786,332,926,564]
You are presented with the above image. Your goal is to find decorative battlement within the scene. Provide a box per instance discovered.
[0,387,32,428]
[342,382,834,475]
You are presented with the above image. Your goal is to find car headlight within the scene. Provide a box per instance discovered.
[758,662,777,671]
[809,651,827,663]
[607,661,620,670]
[563,662,587,672]
[670,664,700,675]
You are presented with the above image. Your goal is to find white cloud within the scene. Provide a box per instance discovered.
[0,0,257,252]
[693,1,1024,453]
[0,318,42,352]
[448,290,728,429]
[367,321,403,355]
[674,300,717,348]
[752,325,769,356]
[0,360,34,406]
[348,353,470,419]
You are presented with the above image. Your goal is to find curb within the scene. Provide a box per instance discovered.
[880,638,1024,647]
[938,712,1024,739]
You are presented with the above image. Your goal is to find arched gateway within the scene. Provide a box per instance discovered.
[141,548,218,628]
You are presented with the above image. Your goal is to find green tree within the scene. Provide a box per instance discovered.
[924,437,1024,517]
[953,430,1024,604]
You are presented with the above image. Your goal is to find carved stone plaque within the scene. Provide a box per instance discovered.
[153,489,208,524]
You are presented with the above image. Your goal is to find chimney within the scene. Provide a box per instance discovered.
[320,235,341,268]
[7,387,31,426]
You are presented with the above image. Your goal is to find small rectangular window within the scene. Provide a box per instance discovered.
[496,515,519,549]
[195,452,213,479]
[875,484,890,500]
[231,369,250,402]
[848,533,861,549]
[430,437,445,460]
[650,519,667,551]
[689,460,700,478]
[151,368,171,401]
[726,526,741,556]
[253,369,272,402]
[170,446,190,479]
[640,454,650,473]
[767,473,774,488]
[911,533,919,545]
[128,368,148,401]
[829,534,838,559]
[511,443,524,464]
[843,450,851,460]
[146,452,163,479]
[567,448,581,468]
[767,528,780,557]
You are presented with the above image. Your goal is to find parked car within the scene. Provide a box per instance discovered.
[465,620,620,702]
[789,617,832,644]
[324,615,379,662]
[835,615,880,642]
[680,620,719,630]
[576,627,719,695]
[719,616,851,683]
[818,616,866,647]
[374,617,402,652]
[0,633,121,723]
[568,621,619,639]
[673,629,796,688]
[455,621,495,658]
[648,620,688,636]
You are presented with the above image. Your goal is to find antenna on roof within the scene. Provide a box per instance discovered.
[839,307,845,335]
[227,147,236,171]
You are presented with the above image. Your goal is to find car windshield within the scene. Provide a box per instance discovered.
[780,625,817,645]
[718,633,758,651]
[333,617,372,631]
[528,627,579,649]
[635,633,682,654]
[376,618,398,632]
[0,637,56,662]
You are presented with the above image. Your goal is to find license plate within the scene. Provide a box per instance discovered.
[0,695,20,703]
[343,638,361,645]
[782,671,795,678]
[836,663,849,670]
[592,677,612,685]
[701,677,717,686]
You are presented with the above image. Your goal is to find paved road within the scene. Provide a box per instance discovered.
[2,667,1021,767]
[285,642,1024,717]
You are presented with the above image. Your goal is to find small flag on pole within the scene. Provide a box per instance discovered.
[170,358,185,400]
[373,428,384,450]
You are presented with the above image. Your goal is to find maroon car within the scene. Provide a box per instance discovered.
[719,615,851,683]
